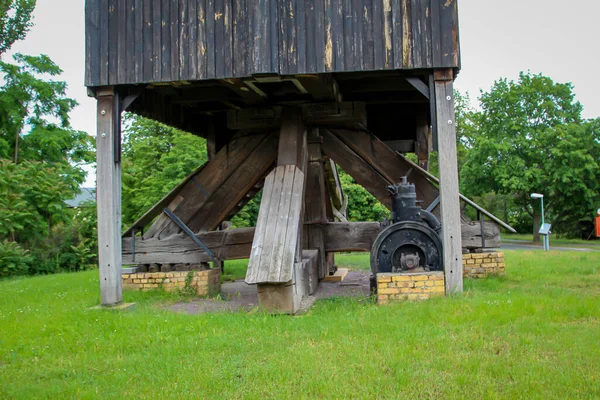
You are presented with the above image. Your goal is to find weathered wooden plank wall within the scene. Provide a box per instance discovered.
[85,0,460,87]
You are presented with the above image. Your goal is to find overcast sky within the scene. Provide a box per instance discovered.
[9,0,600,185]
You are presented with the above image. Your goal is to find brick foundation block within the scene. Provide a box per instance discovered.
[377,272,445,304]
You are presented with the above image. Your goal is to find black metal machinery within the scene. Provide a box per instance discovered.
[370,177,443,277]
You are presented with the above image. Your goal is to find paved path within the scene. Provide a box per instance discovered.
[501,240,600,252]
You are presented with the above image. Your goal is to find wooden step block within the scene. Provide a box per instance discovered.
[323,268,349,282]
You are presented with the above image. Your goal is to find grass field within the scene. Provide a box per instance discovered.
[1,251,599,398]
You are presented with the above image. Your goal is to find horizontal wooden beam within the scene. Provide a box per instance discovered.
[227,102,366,130]
[122,223,378,265]
[122,228,255,265]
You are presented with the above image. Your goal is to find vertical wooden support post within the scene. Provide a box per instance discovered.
[206,122,224,272]
[96,89,122,306]
[415,105,431,171]
[205,121,218,160]
[434,69,463,294]
[304,128,328,280]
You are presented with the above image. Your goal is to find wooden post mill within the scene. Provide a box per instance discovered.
[86,0,515,312]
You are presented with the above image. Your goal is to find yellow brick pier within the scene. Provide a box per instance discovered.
[122,268,221,297]
[462,252,506,278]
[377,272,445,304]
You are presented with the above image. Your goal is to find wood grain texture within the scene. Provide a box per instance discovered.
[85,0,461,87]
[122,221,497,265]
[323,222,380,252]
[304,131,328,279]
[96,94,122,306]
[462,222,501,249]
[320,129,392,209]
[122,228,255,264]
[326,128,439,210]
[141,133,270,239]
[246,165,306,284]
[434,76,463,294]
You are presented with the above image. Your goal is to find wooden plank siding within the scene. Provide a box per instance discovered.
[85,0,460,87]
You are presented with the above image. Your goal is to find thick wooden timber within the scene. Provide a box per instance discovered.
[462,221,501,250]
[415,105,431,170]
[323,222,380,253]
[227,102,366,131]
[323,158,344,215]
[326,128,439,210]
[246,165,305,284]
[96,91,123,306]
[122,222,502,265]
[122,228,255,264]
[144,132,277,238]
[434,70,463,294]
[248,109,308,289]
[256,250,318,314]
[135,132,268,238]
[304,129,328,279]
[186,134,278,233]
[321,129,392,209]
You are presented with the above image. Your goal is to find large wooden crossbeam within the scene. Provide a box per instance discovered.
[325,128,440,209]
[122,223,378,265]
[122,221,502,265]
[126,132,277,240]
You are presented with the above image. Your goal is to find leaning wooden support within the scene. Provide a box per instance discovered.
[247,108,312,313]
[245,165,305,284]
[142,132,277,239]
[434,69,463,294]
[96,90,122,306]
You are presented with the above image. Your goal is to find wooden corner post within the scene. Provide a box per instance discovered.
[96,89,123,306]
[434,69,463,294]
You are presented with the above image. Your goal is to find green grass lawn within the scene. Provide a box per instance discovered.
[1,251,599,398]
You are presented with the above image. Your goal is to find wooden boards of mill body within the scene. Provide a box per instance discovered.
[246,165,305,284]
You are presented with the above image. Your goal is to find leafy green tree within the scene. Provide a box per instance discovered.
[0,0,35,57]
[0,1,97,275]
[461,72,598,238]
[339,169,389,222]
[121,114,207,226]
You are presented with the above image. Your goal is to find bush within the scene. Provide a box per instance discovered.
[0,241,32,278]
[30,203,97,274]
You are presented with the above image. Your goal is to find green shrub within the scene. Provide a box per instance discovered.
[30,203,98,274]
[0,241,32,278]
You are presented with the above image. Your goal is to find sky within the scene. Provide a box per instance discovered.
[9,0,600,185]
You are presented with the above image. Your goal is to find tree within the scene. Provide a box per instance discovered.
[0,0,35,57]
[121,114,207,226]
[460,72,598,238]
[0,1,97,275]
